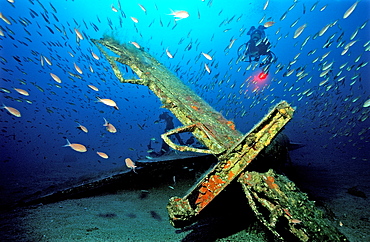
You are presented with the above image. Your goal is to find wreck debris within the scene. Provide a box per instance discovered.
[91,37,348,241]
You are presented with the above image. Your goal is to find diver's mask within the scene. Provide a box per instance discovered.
[251,30,262,41]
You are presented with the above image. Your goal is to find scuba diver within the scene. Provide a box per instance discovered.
[147,112,204,157]
[238,25,277,72]
[147,112,185,157]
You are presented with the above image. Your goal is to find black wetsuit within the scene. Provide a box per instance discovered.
[238,25,276,68]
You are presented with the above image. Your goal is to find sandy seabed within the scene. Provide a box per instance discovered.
[0,147,369,241]
[0,180,267,242]
[18,190,188,241]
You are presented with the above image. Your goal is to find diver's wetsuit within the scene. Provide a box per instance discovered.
[147,112,184,157]
[238,25,276,69]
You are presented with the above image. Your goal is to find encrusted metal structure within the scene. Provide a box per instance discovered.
[91,37,347,241]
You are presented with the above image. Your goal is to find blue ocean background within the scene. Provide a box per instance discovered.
[0,0,369,235]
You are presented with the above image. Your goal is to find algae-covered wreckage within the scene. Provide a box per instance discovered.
[85,37,348,241]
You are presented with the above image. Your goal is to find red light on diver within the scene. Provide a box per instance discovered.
[258,72,268,80]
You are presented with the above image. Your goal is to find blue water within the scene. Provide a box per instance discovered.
[0,0,369,206]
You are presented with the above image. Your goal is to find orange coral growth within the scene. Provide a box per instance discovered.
[223,160,232,169]
[195,175,227,209]
[227,170,234,180]
[198,198,210,209]
[239,173,254,186]
[226,120,236,130]
[264,176,279,189]
[199,186,208,194]
[210,175,226,185]
[206,181,218,192]
[201,175,225,193]
[195,188,214,209]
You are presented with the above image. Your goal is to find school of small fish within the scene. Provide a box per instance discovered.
[0,0,369,170]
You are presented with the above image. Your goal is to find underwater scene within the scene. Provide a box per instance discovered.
[0,0,369,241]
